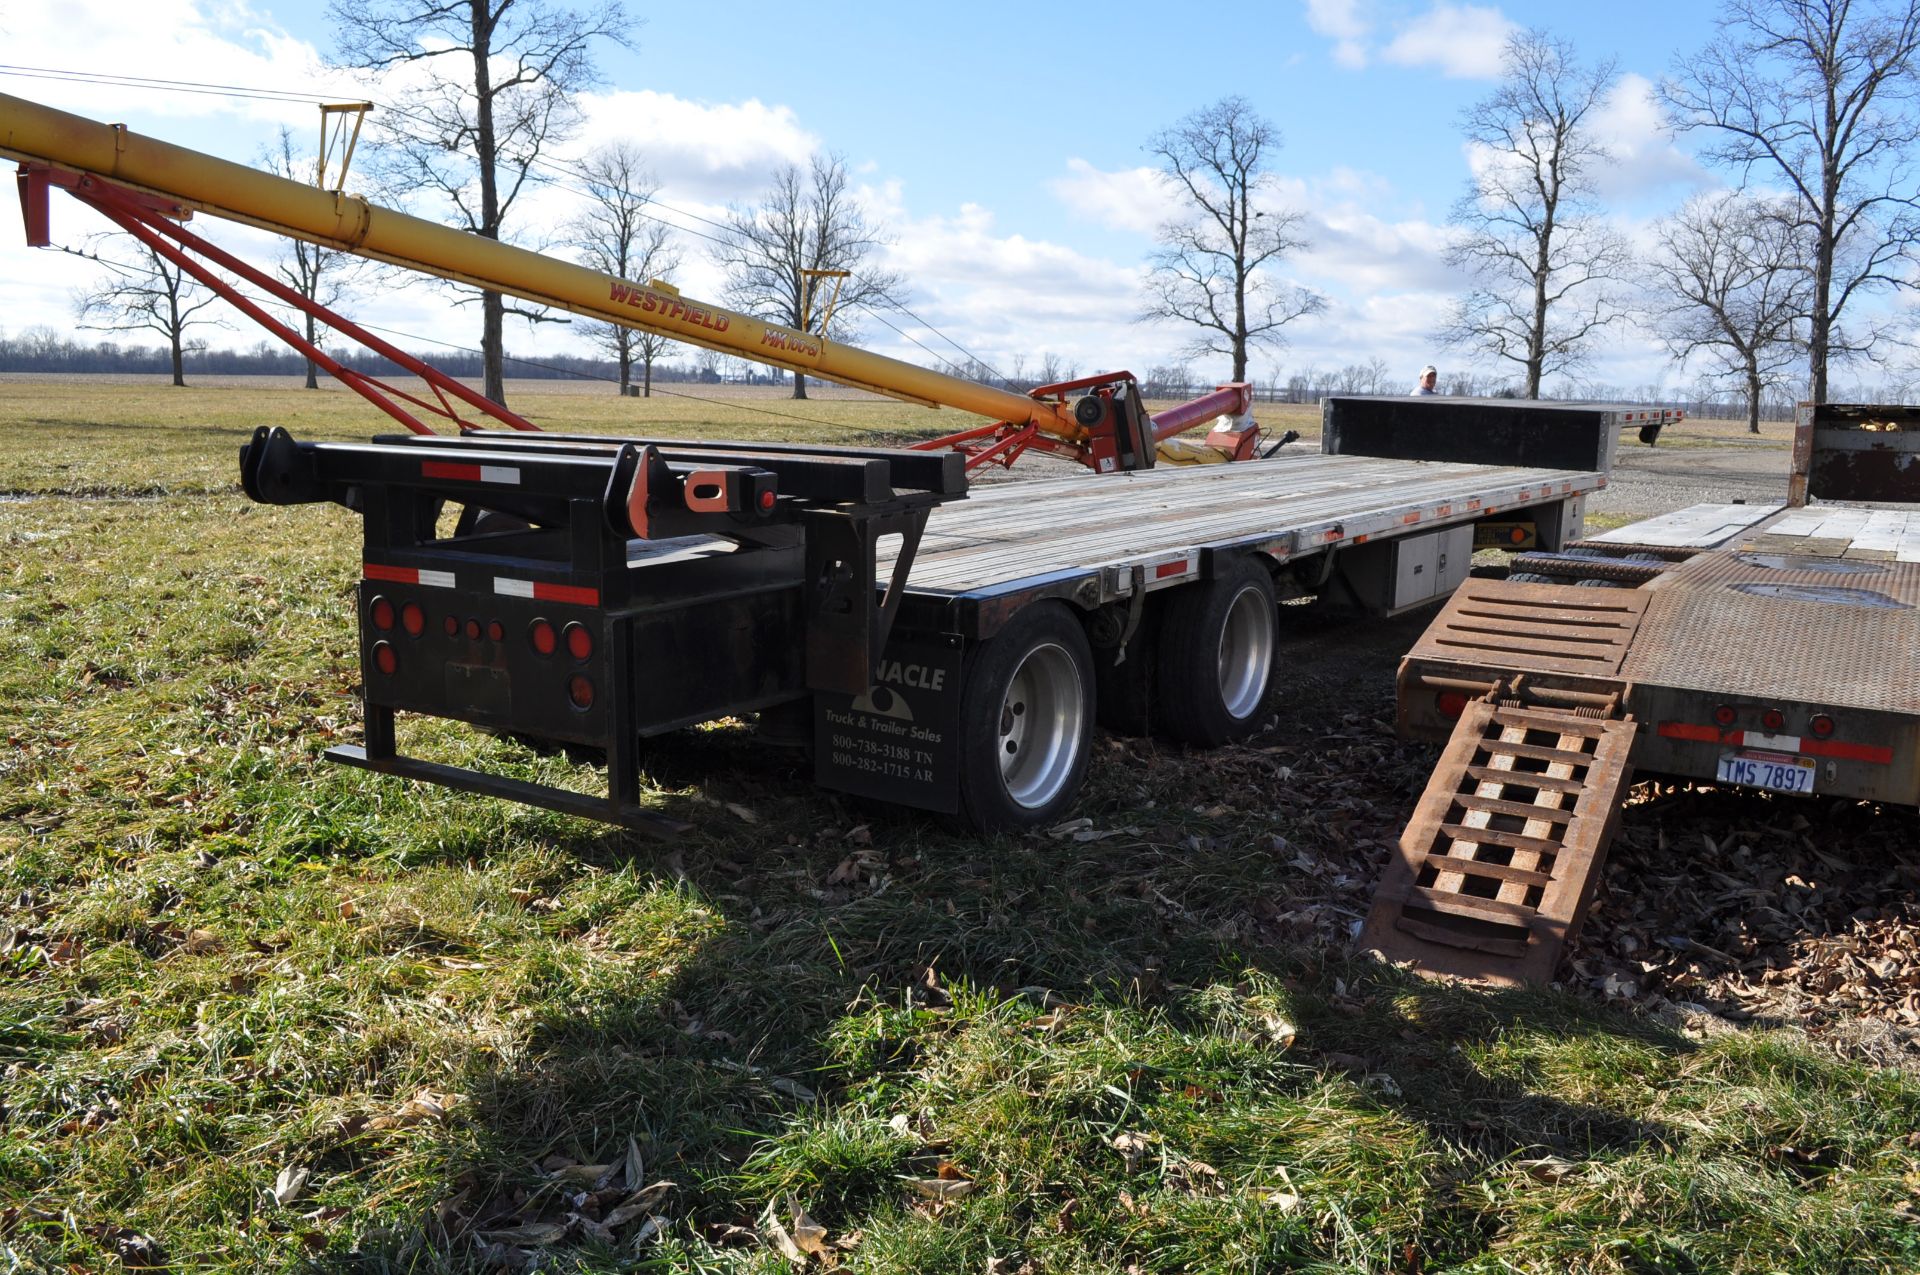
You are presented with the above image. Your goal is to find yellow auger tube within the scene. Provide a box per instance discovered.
[0,92,1079,439]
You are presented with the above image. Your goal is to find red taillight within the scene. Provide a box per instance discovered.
[567,674,595,709]
[758,489,777,511]
[372,641,397,675]
[1436,691,1469,719]
[465,618,482,641]
[1762,708,1786,731]
[1809,714,1836,739]
[401,602,425,637]
[444,614,459,637]
[564,622,594,662]
[487,619,505,642]
[1713,704,1737,727]
[370,596,395,631]
[530,619,558,656]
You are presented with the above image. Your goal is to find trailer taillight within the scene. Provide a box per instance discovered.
[567,675,595,709]
[401,602,425,637]
[530,619,557,656]
[1809,713,1836,739]
[488,620,505,642]
[370,596,395,631]
[1762,708,1786,731]
[564,622,594,662]
[465,618,482,640]
[1713,704,1737,727]
[373,641,397,675]
[444,614,459,637]
[1435,690,1469,719]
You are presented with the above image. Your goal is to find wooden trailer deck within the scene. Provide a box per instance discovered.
[884,452,1605,599]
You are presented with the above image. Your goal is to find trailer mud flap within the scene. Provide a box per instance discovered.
[814,634,962,812]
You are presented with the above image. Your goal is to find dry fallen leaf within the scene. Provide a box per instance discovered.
[269,1164,310,1207]
[604,1181,676,1228]
[788,1197,833,1259]
[1110,1130,1154,1173]
[1515,1155,1580,1184]
[906,1176,976,1201]
[624,1134,645,1190]
[479,1220,568,1246]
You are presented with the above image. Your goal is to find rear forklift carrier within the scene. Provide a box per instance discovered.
[239,398,1620,832]
[1364,403,1920,985]
[2,93,1629,832]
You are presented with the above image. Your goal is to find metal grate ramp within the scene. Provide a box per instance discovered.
[1360,699,1637,985]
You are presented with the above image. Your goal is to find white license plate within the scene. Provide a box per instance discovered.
[1715,750,1816,795]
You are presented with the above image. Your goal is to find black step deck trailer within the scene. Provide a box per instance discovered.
[241,396,1635,833]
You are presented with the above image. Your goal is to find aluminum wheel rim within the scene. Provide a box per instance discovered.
[1216,584,1275,720]
[997,641,1085,809]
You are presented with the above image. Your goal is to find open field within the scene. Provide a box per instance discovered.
[3,379,1918,1273]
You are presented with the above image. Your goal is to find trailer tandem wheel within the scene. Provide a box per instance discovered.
[957,601,1095,832]
[1154,556,1278,746]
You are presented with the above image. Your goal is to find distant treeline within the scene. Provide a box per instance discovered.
[0,329,773,385]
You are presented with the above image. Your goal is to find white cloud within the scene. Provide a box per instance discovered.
[1381,3,1517,79]
[0,0,347,127]
[1303,0,1373,68]
[573,91,820,203]
[1048,159,1181,236]
[1585,73,1708,203]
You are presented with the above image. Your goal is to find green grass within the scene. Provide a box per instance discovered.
[1,378,1916,1273]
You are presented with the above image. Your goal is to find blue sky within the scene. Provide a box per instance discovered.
[0,1,1825,397]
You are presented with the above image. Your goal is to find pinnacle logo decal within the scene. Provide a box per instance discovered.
[850,684,913,721]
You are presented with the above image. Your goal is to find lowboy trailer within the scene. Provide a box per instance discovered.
[241,398,1629,832]
[1363,403,1920,985]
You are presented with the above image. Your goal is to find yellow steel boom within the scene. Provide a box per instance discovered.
[0,91,1087,443]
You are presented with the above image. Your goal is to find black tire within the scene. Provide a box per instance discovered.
[1154,556,1278,747]
[956,602,1095,833]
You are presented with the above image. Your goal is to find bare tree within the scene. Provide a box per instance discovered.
[714,153,905,399]
[566,141,680,396]
[1440,30,1630,398]
[328,0,633,406]
[1140,96,1325,383]
[1649,192,1811,432]
[72,238,227,387]
[261,128,365,390]
[1666,0,1920,404]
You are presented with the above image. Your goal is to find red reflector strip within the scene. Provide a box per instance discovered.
[362,563,455,588]
[493,577,600,607]
[422,460,522,485]
[1657,721,1894,765]
[1154,561,1188,580]
[1802,737,1894,764]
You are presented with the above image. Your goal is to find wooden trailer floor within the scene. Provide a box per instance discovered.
[887,452,1605,598]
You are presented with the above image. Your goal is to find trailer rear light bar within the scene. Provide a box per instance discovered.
[1654,719,1893,765]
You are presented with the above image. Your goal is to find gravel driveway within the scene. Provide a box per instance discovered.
[1591,436,1795,519]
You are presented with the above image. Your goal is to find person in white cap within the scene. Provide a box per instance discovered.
[1412,365,1439,396]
